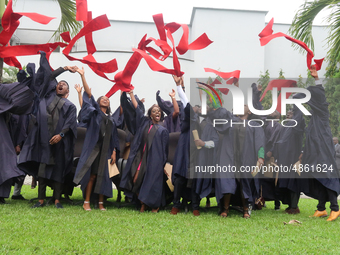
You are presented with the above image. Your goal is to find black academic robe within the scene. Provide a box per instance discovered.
[301,84,340,198]
[172,103,199,183]
[260,121,282,201]
[8,114,29,149]
[18,52,77,183]
[0,78,34,197]
[213,108,265,204]
[0,114,25,197]
[119,93,145,136]
[156,90,183,133]
[73,92,120,198]
[275,98,305,201]
[195,112,219,199]
[120,93,169,208]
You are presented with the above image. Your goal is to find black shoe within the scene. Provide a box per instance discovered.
[31,202,45,208]
[11,195,26,200]
[0,197,6,204]
[55,203,63,209]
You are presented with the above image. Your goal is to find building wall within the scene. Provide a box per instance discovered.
[12,1,329,112]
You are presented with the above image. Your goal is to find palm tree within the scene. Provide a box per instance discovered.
[288,0,340,77]
[0,0,82,81]
[53,0,82,40]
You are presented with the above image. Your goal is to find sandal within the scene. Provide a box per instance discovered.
[243,208,251,219]
[151,208,159,213]
[99,202,106,211]
[140,203,146,213]
[220,209,228,218]
[83,201,91,211]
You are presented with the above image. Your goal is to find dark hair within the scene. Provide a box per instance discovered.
[147,104,164,122]
[58,80,69,90]
[97,96,111,115]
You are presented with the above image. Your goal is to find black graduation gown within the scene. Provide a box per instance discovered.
[8,114,29,148]
[260,121,282,201]
[0,114,25,197]
[172,103,199,182]
[18,52,77,184]
[301,84,340,198]
[0,78,34,197]
[195,112,219,199]
[213,108,265,204]
[275,98,305,202]
[73,92,120,198]
[156,91,183,133]
[120,93,169,208]
[119,93,145,136]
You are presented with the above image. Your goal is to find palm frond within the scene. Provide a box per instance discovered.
[2,66,19,83]
[325,4,340,75]
[52,0,82,41]
[288,0,336,53]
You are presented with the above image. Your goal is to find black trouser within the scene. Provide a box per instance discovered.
[275,185,281,208]
[38,177,63,201]
[317,186,339,211]
[290,191,300,209]
[173,176,186,208]
[173,176,200,210]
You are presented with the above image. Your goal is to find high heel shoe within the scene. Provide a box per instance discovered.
[99,202,106,211]
[83,201,91,211]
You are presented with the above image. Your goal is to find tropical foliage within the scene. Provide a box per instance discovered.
[289,0,340,77]
[0,0,81,82]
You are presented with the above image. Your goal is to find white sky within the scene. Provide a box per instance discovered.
[88,0,331,25]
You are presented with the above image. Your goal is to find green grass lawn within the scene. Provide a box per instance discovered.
[1,185,339,254]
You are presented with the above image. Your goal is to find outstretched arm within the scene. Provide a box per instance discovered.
[74,84,83,107]
[120,90,124,115]
[129,90,138,109]
[169,89,179,119]
[76,67,91,98]
[51,66,77,80]
[173,75,189,106]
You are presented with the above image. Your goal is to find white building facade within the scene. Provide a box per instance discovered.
[12,0,329,111]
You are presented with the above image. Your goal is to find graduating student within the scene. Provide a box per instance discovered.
[261,110,282,210]
[301,66,340,221]
[119,90,169,212]
[213,92,265,218]
[73,67,119,211]
[8,113,29,200]
[250,82,282,210]
[194,107,220,213]
[274,95,305,214]
[156,89,182,133]
[19,52,77,209]
[333,137,340,171]
[0,73,34,203]
[170,75,202,216]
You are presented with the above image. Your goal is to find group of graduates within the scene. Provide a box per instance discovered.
[1,52,340,221]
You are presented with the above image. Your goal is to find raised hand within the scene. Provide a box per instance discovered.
[169,89,176,98]
[76,66,85,76]
[310,65,318,80]
[74,84,83,93]
[172,75,181,86]
[68,66,78,73]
